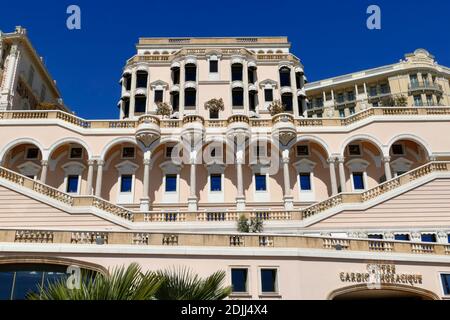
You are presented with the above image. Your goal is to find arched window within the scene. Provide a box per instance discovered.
[232,88,244,107]
[184,88,196,107]
[136,71,148,88]
[231,63,243,82]
[279,67,291,87]
[185,63,197,82]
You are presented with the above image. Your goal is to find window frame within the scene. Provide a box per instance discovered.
[164,174,178,193]
[69,147,83,160]
[391,143,406,156]
[254,174,268,192]
[258,267,280,296]
[230,267,250,295]
[25,147,40,160]
[352,172,366,191]
[119,174,133,193]
[347,144,362,156]
[209,174,222,192]
[121,147,136,160]
[66,175,80,194]
[439,273,450,297]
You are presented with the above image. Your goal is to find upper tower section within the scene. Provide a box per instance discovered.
[0,26,67,112]
[118,37,306,120]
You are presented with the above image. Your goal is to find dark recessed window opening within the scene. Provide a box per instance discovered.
[154,90,163,103]
[264,89,273,102]
[231,63,243,82]
[124,74,132,91]
[248,67,256,84]
[232,88,244,107]
[120,175,133,193]
[249,91,257,111]
[209,109,219,119]
[185,64,197,82]
[368,234,384,240]
[136,71,148,88]
[171,92,179,112]
[70,147,83,159]
[66,175,79,193]
[353,172,365,190]
[394,234,410,241]
[299,173,312,191]
[122,147,135,159]
[26,148,39,159]
[392,144,404,155]
[255,174,267,191]
[172,67,180,85]
[231,268,248,293]
[279,67,291,87]
[123,99,130,118]
[281,93,293,112]
[210,174,222,192]
[209,60,218,73]
[134,96,146,113]
[165,175,177,192]
[441,274,450,295]
[421,234,437,243]
[184,89,196,107]
[261,269,277,293]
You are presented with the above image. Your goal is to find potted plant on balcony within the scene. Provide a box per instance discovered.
[204,98,224,118]
[394,95,408,107]
[268,99,285,116]
[156,102,173,118]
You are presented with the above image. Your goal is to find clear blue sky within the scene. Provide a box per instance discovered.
[1,0,449,119]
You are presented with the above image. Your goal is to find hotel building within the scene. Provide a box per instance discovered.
[0,29,450,300]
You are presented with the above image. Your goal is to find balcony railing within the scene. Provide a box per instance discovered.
[409,81,443,93]
[2,228,449,256]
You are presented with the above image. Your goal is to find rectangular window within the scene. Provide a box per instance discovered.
[337,93,344,103]
[299,173,312,191]
[248,68,255,84]
[122,147,135,159]
[441,274,450,295]
[368,234,383,240]
[66,175,79,193]
[165,175,177,192]
[260,269,277,293]
[123,99,130,118]
[369,86,377,97]
[184,89,196,107]
[255,174,267,191]
[353,172,365,190]
[154,90,163,103]
[172,69,180,85]
[414,95,422,107]
[26,148,39,160]
[394,234,410,241]
[380,83,390,94]
[296,145,309,156]
[69,147,83,159]
[231,268,248,293]
[426,95,433,106]
[421,234,437,243]
[171,93,179,111]
[232,89,244,107]
[348,144,361,156]
[349,107,356,115]
[264,89,273,102]
[135,96,147,113]
[209,60,218,73]
[347,91,355,101]
[231,64,243,82]
[339,109,346,118]
[392,144,404,155]
[136,72,148,88]
[120,175,133,193]
[210,174,222,192]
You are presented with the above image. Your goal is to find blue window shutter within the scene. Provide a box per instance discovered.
[255,174,267,191]
[299,173,312,191]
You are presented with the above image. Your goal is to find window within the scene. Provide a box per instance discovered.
[66,175,79,193]
[122,147,135,159]
[26,148,39,160]
[165,146,174,158]
[249,91,257,111]
[353,172,365,190]
[209,60,218,73]
[231,268,248,293]
[260,269,277,293]
[255,174,267,191]
[339,109,346,118]
[279,67,291,87]
[264,89,273,102]
[154,90,163,103]
[299,173,312,191]
[120,175,133,193]
[296,145,309,156]
[369,86,377,97]
[136,71,148,88]
[123,99,130,118]
[421,234,437,243]
[171,92,179,111]
[172,68,180,85]
[337,93,344,103]
[231,64,243,82]
[184,89,196,107]
[349,107,356,115]
[368,234,383,240]
[248,68,256,84]
[426,95,433,106]
[135,96,147,113]
[124,74,132,91]
[380,83,390,94]
[392,144,404,155]
[69,147,83,159]
[210,109,219,119]
[395,234,410,241]
[165,175,177,192]
[232,88,244,107]
[210,174,222,192]
[185,64,197,82]
[441,274,450,295]
[410,74,418,85]
[348,144,361,156]
[414,95,422,107]
[347,91,355,101]
[281,93,293,112]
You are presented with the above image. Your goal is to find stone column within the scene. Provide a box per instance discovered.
[337,156,347,193]
[0,44,20,110]
[290,68,300,117]
[282,149,294,210]
[187,150,198,211]
[40,160,49,184]
[140,150,152,212]
[236,146,245,210]
[242,60,249,114]
[179,62,185,115]
[95,160,104,197]
[328,157,338,196]
[129,69,137,118]
[86,160,95,195]
[383,156,392,181]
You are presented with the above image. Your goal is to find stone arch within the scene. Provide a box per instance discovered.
[386,134,433,157]
[100,137,139,161]
[0,137,45,164]
[328,283,440,300]
[48,137,93,160]
[339,134,384,156]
